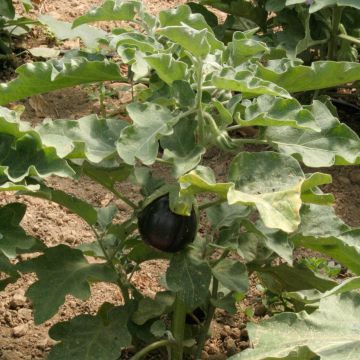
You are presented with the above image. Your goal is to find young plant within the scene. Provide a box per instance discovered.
[1,1,360,359]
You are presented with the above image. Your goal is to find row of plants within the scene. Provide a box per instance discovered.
[0,0,360,359]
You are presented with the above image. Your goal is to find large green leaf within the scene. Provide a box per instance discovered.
[19,184,98,226]
[286,276,360,305]
[166,252,212,308]
[309,0,360,12]
[161,118,205,177]
[293,229,360,275]
[0,108,75,181]
[229,293,360,360]
[48,304,133,360]
[199,0,267,29]
[0,58,123,105]
[72,0,139,28]
[255,59,360,93]
[0,0,15,19]
[291,204,360,274]
[159,4,212,31]
[39,15,106,49]
[144,54,188,85]
[228,152,305,233]
[18,245,117,324]
[236,95,320,131]
[300,173,334,206]
[206,202,250,229]
[227,31,269,67]
[212,259,248,294]
[158,25,224,57]
[132,292,174,325]
[213,67,291,98]
[117,102,178,165]
[179,166,232,200]
[37,115,128,162]
[265,100,360,167]
[0,251,19,291]
[0,203,45,259]
[294,204,350,238]
[257,263,336,295]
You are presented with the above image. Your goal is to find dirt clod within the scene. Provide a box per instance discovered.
[12,324,29,338]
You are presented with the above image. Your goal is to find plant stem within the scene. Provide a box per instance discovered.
[195,59,205,145]
[231,138,269,146]
[171,294,187,360]
[90,226,130,304]
[198,198,224,211]
[111,187,138,209]
[99,83,106,118]
[328,6,343,60]
[130,340,176,360]
[337,33,360,46]
[195,278,219,359]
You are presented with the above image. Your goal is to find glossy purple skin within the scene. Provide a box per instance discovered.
[138,195,197,253]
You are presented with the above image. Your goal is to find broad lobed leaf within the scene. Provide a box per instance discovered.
[17,245,117,324]
[229,293,360,360]
[0,58,123,106]
[48,303,133,360]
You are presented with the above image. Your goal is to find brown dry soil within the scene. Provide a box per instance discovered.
[1,1,360,360]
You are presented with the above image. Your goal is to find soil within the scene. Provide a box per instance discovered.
[1,1,360,360]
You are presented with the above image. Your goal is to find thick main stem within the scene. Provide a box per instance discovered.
[171,295,187,360]
[195,278,219,359]
[91,226,130,304]
[328,6,343,60]
[195,59,205,145]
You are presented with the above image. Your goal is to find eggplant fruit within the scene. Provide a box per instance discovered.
[137,194,197,253]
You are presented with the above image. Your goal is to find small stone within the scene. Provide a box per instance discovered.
[12,323,28,338]
[230,327,241,339]
[17,308,32,321]
[254,304,267,317]
[225,337,236,355]
[9,293,27,309]
[338,175,351,185]
[2,350,23,360]
[37,337,48,350]
[239,340,250,350]
[349,170,360,184]
[207,343,217,355]
[240,329,249,340]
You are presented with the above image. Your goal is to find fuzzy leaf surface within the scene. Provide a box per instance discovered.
[0,110,75,181]
[213,67,291,99]
[0,203,45,259]
[236,95,320,131]
[39,15,106,48]
[228,152,305,233]
[117,102,177,165]
[48,304,132,360]
[37,115,128,162]
[212,259,248,294]
[256,59,360,93]
[265,101,360,167]
[166,252,212,308]
[229,293,360,360]
[0,58,123,105]
[18,245,117,324]
[72,0,139,27]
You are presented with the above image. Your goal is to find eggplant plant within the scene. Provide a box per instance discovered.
[197,0,360,61]
[1,1,360,359]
